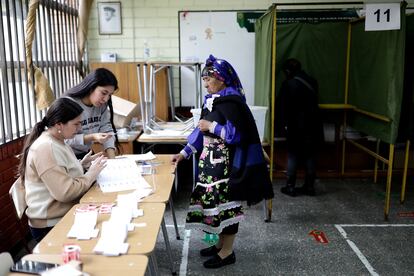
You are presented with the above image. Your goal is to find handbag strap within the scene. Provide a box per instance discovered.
[294,76,315,92]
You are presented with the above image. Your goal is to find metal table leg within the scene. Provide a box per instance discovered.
[161,217,177,275]
[169,197,180,240]
[149,253,159,276]
[264,199,272,222]
[174,170,178,193]
[192,155,197,191]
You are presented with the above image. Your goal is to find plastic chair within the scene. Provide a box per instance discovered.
[0,252,14,276]
[8,177,31,253]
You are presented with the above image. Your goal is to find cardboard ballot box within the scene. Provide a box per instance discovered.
[112,95,141,128]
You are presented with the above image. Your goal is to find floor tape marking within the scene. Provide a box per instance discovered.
[179,229,191,276]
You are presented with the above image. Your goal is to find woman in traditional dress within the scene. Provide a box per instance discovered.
[172,55,274,269]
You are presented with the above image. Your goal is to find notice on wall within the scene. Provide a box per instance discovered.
[365,3,400,31]
[179,11,264,106]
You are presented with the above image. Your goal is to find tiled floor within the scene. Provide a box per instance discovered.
[155,170,414,276]
[12,164,414,275]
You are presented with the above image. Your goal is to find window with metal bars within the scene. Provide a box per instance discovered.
[0,0,82,145]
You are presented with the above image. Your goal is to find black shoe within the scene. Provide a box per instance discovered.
[200,245,221,257]
[203,252,236,269]
[280,185,296,197]
[297,186,315,196]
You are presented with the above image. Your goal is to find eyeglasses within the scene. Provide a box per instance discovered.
[201,66,216,77]
[201,67,225,82]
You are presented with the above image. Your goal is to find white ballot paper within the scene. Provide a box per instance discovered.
[41,261,83,276]
[41,266,82,276]
[93,220,129,256]
[97,158,151,193]
[67,210,99,240]
[117,193,143,218]
[117,151,156,161]
[116,194,144,231]
[139,129,192,139]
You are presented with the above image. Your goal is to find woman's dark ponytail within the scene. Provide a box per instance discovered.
[18,98,83,181]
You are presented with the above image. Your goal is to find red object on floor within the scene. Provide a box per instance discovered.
[398,211,414,217]
[309,229,329,244]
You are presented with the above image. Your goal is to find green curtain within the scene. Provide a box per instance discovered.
[255,6,407,145]
[274,22,348,104]
[254,6,274,142]
[398,14,414,142]
[348,11,406,144]
[255,8,349,142]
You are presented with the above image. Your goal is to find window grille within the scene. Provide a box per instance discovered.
[0,0,81,145]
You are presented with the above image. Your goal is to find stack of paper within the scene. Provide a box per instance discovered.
[67,210,99,240]
[140,129,192,139]
[116,193,144,231]
[94,200,143,256]
[93,221,129,256]
[97,158,151,193]
[41,261,83,276]
[116,151,156,161]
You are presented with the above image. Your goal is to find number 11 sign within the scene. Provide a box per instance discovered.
[365,3,400,31]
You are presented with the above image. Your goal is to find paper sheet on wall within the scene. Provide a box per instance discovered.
[97,158,151,193]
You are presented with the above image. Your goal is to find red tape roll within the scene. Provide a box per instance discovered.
[62,244,81,264]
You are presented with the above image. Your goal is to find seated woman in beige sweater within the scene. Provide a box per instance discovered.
[18,97,107,242]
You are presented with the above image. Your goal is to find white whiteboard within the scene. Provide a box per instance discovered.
[179,11,259,106]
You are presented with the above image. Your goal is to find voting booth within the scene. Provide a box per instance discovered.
[255,3,411,219]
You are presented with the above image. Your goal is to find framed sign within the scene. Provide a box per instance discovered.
[365,3,400,31]
[98,2,122,35]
